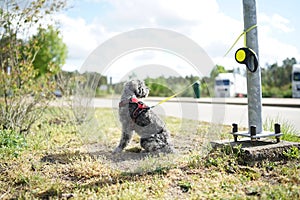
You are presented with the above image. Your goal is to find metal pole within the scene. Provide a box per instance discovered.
[243,0,263,134]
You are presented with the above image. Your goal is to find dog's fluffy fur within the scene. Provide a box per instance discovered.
[113,80,174,153]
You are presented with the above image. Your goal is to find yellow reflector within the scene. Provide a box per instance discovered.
[236,49,246,62]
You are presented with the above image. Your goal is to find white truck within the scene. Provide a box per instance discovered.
[214,73,247,97]
[292,64,300,98]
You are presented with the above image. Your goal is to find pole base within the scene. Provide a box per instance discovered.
[231,123,283,143]
[210,138,300,165]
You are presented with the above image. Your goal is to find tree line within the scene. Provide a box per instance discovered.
[66,57,295,98]
[110,57,297,98]
[261,58,296,98]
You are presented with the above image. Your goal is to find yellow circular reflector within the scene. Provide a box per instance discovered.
[236,49,246,62]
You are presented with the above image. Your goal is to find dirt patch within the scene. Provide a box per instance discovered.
[79,133,209,173]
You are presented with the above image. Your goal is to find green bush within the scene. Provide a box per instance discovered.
[0,0,67,134]
[262,84,292,98]
[0,130,27,158]
[283,146,300,160]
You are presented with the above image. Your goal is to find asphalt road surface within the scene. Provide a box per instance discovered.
[92,97,300,135]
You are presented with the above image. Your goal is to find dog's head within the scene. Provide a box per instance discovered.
[124,80,149,98]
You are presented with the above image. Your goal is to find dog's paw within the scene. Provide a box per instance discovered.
[112,147,123,154]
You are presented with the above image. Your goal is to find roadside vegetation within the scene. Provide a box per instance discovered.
[97,58,297,98]
[68,57,297,98]
[0,107,299,199]
[1,0,299,199]
[0,0,67,134]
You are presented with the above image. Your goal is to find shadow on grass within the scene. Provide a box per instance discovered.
[40,151,84,164]
[39,146,173,197]
[40,144,169,172]
[88,144,163,162]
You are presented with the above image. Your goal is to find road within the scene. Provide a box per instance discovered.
[92,97,300,135]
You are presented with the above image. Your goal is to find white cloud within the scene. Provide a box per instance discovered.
[259,34,300,66]
[57,14,99,59]
[58,0,300,77]
[257,13,300,66]
[104,50,201,82]
[158,0,219,22]
[259,13,294,33]
[56,13,119,69]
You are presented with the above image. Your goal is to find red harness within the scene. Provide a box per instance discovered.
[119,97,150,120]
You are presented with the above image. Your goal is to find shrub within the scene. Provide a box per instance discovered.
[0,129,27,158]
[0,0,67,134]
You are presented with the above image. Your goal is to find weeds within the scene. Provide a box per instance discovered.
[283,146,300,159]
[187,153,203,169]
[0,107,299,199]
[0,129,27,158]
[178,180,192,193]
[264,116,300,142]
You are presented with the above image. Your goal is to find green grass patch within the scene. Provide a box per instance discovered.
[264,116,300,142]
[0,107,299,199]
[0,129,27,158]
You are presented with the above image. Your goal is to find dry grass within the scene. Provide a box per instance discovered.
[0,107,299,199]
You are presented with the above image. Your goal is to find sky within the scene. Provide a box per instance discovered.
[56,0,300,82]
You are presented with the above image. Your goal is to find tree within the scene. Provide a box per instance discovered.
[0,0,67,134]
[261,58,296,98]
[30,25,67,76]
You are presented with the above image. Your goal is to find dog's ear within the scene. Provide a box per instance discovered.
[124,80,137,93]
[137,80,145,88]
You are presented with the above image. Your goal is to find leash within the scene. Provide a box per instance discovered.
[149,25,257,109]
[221,24,259,72]
[150,80,200,108]
[223,24,257,57]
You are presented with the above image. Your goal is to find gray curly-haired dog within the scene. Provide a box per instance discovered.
[113,80,174,154]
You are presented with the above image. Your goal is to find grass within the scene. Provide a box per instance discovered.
[0,129,27,158]
[264,116,300,142]
[0,107,299,199]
